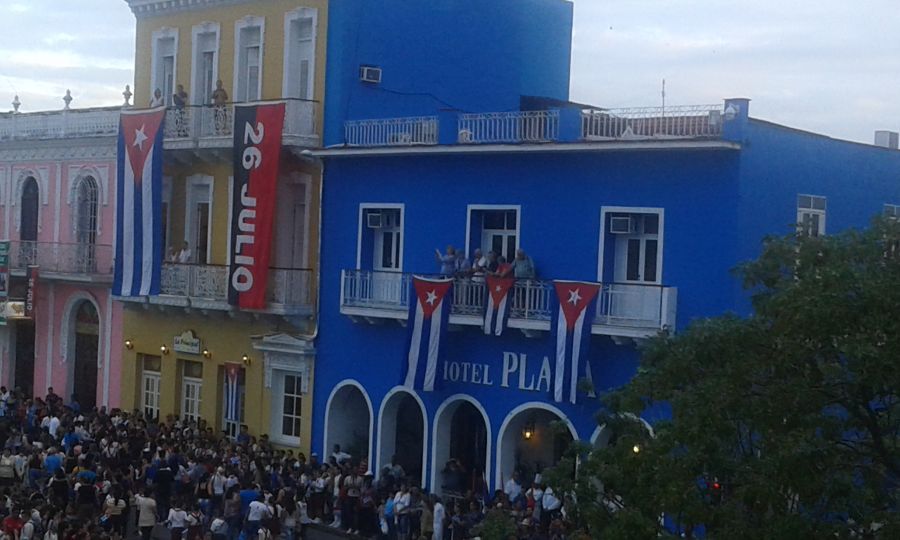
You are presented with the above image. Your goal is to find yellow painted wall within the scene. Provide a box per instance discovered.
[133,0,328,130]
[120,306,315,453]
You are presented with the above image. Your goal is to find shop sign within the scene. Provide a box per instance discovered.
[174,330,202,354]
[441,351,554,393]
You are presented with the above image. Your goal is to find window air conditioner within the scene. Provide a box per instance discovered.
[366,212,383,228]
[609,216,635,234]
[359,66,382,84]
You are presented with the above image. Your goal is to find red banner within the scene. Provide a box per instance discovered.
[25,265,38,318]
[228,102,285,308]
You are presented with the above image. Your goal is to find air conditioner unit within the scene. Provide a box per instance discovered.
[359,66,382,84]
[458,129,473,143]
[366,212,383,228]
[609,216,635,234]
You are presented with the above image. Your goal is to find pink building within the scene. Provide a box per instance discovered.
[0,103,124,409]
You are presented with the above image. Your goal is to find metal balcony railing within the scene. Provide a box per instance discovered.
[162,99,318,143]
[0,108,121,141]
[8,241,114,276]
[344,116,440,147]
[581,104,724,140]
[341,270,676,331]
[160,264,313,310]
[457,110,559,144]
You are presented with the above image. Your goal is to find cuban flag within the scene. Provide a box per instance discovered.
[483,275,515,336]
[113,107,165,297]
[224,363,242,423]
[551,280,601,404]
[404,276,454,392]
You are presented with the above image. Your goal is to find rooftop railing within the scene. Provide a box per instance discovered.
[158,263,313,313]
[8,241,114,277]
[581,104,724,140]
[340,269,676,332]
[163,99,318,144]
[344,116,439,147]
[0,107,121,141]
[457,110,559,144]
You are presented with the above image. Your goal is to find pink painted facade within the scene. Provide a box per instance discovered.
[0,106,125,408]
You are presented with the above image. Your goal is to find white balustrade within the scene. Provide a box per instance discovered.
[582,104,724,140]
[9,241,113,275]
[344,117,439,147]
[457,110,559,144]
[0,108,120,141]
[159,264,312,309]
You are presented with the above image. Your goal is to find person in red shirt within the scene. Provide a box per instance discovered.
[2,511,23,538]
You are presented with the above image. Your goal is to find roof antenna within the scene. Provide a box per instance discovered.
[661,78,666,112]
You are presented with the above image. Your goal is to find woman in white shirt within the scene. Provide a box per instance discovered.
[166,503,188,540]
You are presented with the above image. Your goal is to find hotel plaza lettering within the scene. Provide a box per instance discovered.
[442,351,552,392]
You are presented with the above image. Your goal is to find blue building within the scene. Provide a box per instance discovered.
[309,0,900,494]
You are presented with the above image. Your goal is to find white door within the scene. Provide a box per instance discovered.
[182,377,202,421]
[611,214,661,324]
[371,210,403,305]
[142,372,161,419]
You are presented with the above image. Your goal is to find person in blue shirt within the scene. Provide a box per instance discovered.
[43,447,63,475]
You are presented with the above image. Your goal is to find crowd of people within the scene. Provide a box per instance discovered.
[435,246,536,280]
[0,386,580,540]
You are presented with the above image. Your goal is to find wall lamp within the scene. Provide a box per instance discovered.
[242,354,251,366]
[160,344,170,355]
[202,348,212,359]
[522,419,536,440]
[124,339,134,350]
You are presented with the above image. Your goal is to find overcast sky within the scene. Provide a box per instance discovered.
[2,0,898,144]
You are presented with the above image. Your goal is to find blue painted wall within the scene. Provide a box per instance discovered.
[323,0,574,146]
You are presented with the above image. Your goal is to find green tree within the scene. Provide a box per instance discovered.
[548,218,900,539]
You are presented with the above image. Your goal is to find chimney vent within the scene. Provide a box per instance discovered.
[874,130,899,149]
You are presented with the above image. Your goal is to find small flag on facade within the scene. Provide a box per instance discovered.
[550,280,600,404]
[113,107,165,297]
[224,363,242,422]
[483,275,515,336]
[404,276,454,392]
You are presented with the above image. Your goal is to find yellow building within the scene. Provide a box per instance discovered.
[120,0,326,451]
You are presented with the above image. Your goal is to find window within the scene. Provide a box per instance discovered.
[274,174,309,268]
[181,360,203,422]
[885,204,900,219]
[357,204,405,305]
[151,29,178,106]
[141,355,161,420]
[234,20,264,102]
[283,10,316,100]
[468,207,519,262]
[598,207,665,285]
[185,176,213,264]
[797,194,826,237]
[191,24,219,105]
[74,176,98,272]
[364,208,402,271]
[280,373,303,439]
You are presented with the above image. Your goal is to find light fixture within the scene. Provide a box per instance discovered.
[124,339,134,350]
[522,419,536,440]
[160,344,170,355]
[632,444,641,454]
[242,354,251,366]
[202,348,212,359]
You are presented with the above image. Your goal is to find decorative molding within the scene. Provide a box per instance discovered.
[67,164,110,207]
[0,142,116,162]
[13,167,49,234]
[59,291,101,367]
[127,0,257,18]
[252,333,315,389]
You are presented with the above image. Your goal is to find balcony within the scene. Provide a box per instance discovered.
[340,270,677,339]
[8,241,114,282]
[121,264,313,316]
[581,105,724,140]
[457,110,560,144]
[0,107,120,141]
[162,99,318,151]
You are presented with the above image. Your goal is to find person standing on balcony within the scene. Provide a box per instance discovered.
[149,88,164,107]
[173,84,189,137]
[435,246,457,277]
[212,80,230,135]
[502,248,536,280]
[176,241,192,264]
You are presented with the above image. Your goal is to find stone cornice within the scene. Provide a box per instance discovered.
[0,138,116,162]
[125,0,258,17]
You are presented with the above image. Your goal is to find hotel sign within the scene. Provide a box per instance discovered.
[441,351,555,393]
[174,330,202,355]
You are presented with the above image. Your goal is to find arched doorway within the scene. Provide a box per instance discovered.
[432,395,490,496]
[74,176,99,272]
[324,381,372,466]
[496,404,577,489]
[377,389,426,487]
[70,301,99,409]
[20,177,39,242]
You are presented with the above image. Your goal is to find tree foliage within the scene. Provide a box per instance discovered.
[550,218,900,539]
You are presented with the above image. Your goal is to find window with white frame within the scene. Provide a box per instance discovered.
[235,20,263,102]
[151,29,178,106]
[185,176,213,264]
[192,24,219,105]
[885,204,900,219]
[599,208,664,285]
[468,207,519,262]
[283,9,316,100]
[363,208,402,271]
[141,355,162,420]
[278,372,304,440]
[797,194,826,237]
[181,360,203,422]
